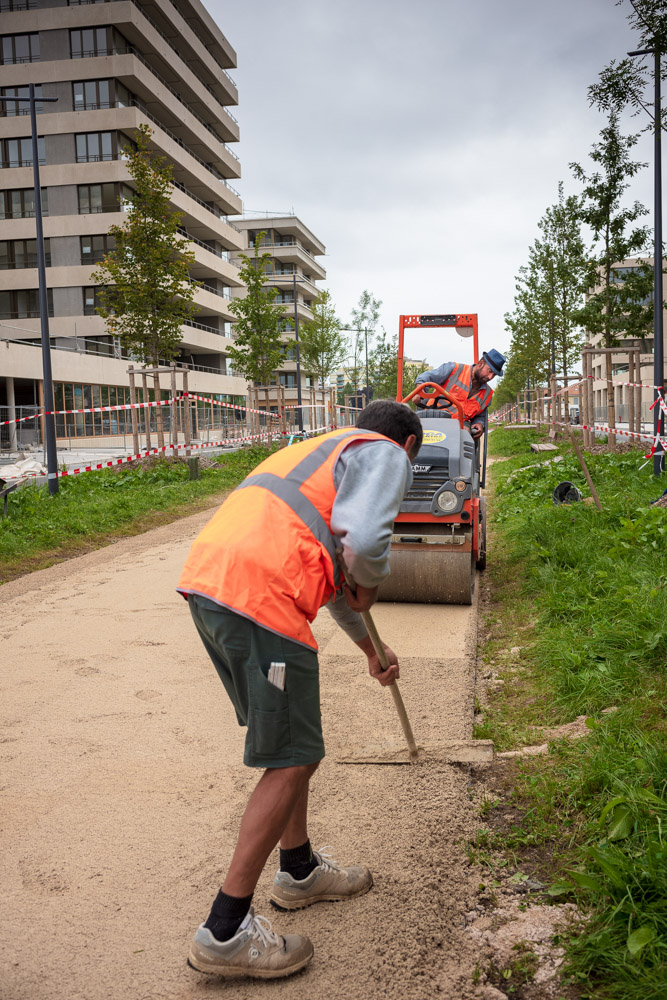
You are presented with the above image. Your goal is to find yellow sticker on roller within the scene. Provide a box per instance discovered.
[422,430,447,443]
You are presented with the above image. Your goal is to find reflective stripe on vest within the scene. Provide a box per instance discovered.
[177,427,399,648]
[235,429,371,582]
[437,364,492,417]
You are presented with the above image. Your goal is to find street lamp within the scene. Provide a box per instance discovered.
[0,85,59,494]
[628,42,665,476]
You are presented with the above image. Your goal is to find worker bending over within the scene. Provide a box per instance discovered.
[415,348,506,438]
[178,400,422,980]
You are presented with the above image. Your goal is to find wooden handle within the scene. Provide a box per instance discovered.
[565,422,602,511]
[336,551,419,760]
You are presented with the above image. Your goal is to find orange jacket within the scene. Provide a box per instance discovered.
[177,428,397,649]
[424,363,493,422]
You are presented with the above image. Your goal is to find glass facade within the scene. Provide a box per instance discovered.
[0,33,40,64]
[0,84,42,116]
[0,187,47,219]
[0,238,50,268]
[0,136,45,168]
[0,287,53,318]
[54,381,132,438]
[78,182,133,214]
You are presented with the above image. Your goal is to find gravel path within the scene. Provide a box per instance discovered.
[1,508,484,999]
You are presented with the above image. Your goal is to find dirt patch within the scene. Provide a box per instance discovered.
[1,503,487,1000]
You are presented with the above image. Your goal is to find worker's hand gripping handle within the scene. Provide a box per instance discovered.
[336,552,419,761]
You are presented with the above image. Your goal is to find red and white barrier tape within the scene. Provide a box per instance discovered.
[1,393,285,428]
[1,432,278,481]
[0,396,179,427]
[183,392,280,418]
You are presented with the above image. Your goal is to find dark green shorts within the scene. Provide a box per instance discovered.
[188,594,325,769]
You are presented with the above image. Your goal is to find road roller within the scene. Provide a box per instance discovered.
[378,313,488,605]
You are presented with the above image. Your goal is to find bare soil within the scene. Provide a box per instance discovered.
[1,505,488,1000]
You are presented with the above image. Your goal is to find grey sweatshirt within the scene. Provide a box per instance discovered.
[324,438,413,643]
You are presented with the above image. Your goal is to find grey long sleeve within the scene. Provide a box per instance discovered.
[324,439,413,643]
[415,361,489,427]
[415,361,457,386]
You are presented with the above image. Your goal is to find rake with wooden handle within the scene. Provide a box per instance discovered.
[336,551,419,762]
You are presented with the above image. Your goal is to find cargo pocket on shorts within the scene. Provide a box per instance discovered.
[247,706,291,759]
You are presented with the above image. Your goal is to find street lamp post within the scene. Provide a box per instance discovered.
[628,43,665,476]
[0,85,59,494]
[292,271,303,432]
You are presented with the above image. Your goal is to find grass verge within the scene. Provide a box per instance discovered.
[475,426,667,999]
[0,446,279,583]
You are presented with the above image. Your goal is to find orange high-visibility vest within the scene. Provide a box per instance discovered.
[424,363,493,421]
[177,428,400,649]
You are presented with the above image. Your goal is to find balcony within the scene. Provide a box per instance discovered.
[49,1,241,141]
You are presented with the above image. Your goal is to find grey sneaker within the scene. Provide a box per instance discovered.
[187,907,313,979]
[270,847,373,911]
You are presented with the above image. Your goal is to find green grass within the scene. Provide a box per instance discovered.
[478,429,667,999]
[0,445,278,582]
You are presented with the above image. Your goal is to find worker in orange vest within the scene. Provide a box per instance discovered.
[415,348,506,438]
[178,400,422,980]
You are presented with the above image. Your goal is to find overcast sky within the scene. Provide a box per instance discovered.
[208,0,656,368]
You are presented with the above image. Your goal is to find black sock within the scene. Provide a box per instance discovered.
[204,889,253,942]
[279,839,319,881]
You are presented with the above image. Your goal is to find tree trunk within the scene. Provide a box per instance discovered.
[153,356,165,451]
[605,349,616,451]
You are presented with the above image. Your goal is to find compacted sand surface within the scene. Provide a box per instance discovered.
[1,508,484,999]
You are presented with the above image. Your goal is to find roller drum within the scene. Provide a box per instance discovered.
[379,546,475,605]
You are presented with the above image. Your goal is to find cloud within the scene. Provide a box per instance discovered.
[209,0,655,364]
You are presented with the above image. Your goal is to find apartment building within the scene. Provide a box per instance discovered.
[585,258,666,427]
[231,215,332,424]
[0,0,248,446]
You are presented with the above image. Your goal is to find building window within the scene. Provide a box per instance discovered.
[75,131,114,163]
[54,382,131,439]
[0,238,50,269]
[0,85,42,117]
[0,136,45,168]
[0,33,40,65]
[0,288,53,319]
[1,1,39,10]
[279,342,296,361]
[278,373,297,388]
[72,79,110,111]
[0,187,47,219]
[69,27,127,59]
[83,286,107,316]
[78,182,133,214]
[72,79,131,111]
[81,234,115,265]
[70,27,109,58]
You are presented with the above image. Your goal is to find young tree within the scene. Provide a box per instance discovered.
[92,124,198,446]
[349,290,382,394]
[535,183,588,377]
[504,182,587,407]
[370,328,428,401]
[298,289,348,388]
[571,106,652,445]
[227,232,286,387]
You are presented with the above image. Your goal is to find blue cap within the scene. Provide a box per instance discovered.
[482,349,506,378]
